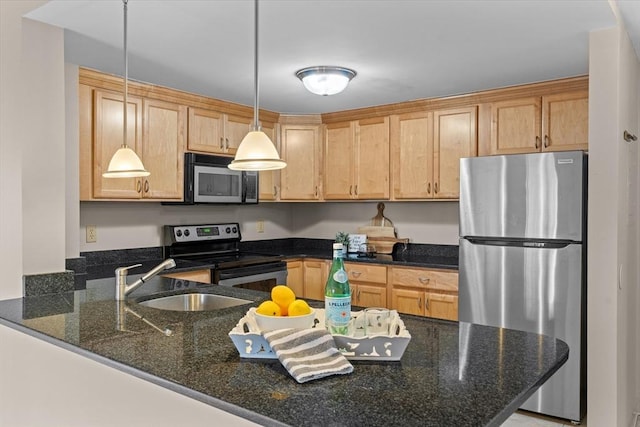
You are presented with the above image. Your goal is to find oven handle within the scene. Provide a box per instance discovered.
[217,270,288,287]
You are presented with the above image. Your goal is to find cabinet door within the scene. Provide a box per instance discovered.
[353,284,387,308]
[490,97,541,155]
[142,99,186,200]
[355,117,390,199]
[280,125,322,200]
[303,260,327,301]
[286,260,304,297]
[224,114,253,155]
[258,123,279,201]
[324,122,354,199]
[391,288,425,316]
[426,292,458,321]
[390,112,433,199]
[93,90,143,199]
[542,91,588,152]
[433,107,477,199]
[187,107,225,153]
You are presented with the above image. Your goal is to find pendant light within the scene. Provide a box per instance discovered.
[229,0,286,171]
[103,0,149,178]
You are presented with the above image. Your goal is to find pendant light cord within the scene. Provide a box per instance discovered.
[253,0,259,131]
[122,0,129,149]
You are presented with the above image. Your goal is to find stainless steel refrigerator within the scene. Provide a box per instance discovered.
[458,151,587,423]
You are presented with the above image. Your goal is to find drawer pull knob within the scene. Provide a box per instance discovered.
[418,277,430,284]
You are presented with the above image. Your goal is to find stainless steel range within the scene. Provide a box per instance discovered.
[163,223,286,292]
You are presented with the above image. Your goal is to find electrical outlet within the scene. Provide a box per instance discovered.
[86,225,97,243]
[256,220,265,233]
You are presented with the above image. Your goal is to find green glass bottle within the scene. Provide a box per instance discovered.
[325,243,351,334]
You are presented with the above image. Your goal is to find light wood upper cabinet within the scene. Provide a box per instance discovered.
[187,107,252,155]
[258,123,280,201]
[542,91,588,152]
[89,91,185,200]
[92,89,143,199]
[433,107,477,198]
[488,91,588,155]
[280,124,322,200]
[324,117,390,200]
[391,107,476,200]
[142,99,186,200]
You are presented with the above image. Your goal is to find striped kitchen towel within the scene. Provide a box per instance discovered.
[262,328,353,383]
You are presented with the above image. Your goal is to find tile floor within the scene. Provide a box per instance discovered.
[501,411,585,426]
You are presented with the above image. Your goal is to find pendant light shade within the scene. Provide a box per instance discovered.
[229,0,286,171]
[296,66,356,96]
[103,0,149,178]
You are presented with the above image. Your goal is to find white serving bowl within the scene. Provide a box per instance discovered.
[253,308,316,331]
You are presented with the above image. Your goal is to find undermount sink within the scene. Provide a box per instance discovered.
[136,293,251,312]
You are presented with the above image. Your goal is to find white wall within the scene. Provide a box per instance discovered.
[0,1,65,299]
[79,201,459,252]
[65,64,80,258]
[587,16,640,427]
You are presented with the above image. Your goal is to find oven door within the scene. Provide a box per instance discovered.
[215,262,287,293]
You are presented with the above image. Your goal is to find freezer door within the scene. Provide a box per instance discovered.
[459,151,585,241]
[458,238,585,421]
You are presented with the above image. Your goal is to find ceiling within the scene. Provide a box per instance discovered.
[25,1,639,115]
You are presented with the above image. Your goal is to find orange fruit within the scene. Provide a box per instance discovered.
[271,285,296,316]
[256,300,281,316]
[288,299,312,317]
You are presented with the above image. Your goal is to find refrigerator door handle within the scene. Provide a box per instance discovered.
[465,238,575,249]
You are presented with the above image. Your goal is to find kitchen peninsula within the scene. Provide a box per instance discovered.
[0,274,568,427]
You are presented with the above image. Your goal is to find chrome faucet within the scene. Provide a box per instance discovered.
[115,258,176,300]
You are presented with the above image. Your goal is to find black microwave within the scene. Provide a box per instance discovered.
[165,153,258,205]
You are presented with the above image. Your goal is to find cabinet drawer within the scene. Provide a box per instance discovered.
[344,263,387,284]
[389,267,458,292]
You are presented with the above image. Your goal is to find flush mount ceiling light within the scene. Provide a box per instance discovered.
[229,0,286,171]
[295,66,357,96]
[103,0,149,178]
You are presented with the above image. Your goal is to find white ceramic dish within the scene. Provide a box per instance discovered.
[253,308,316,331]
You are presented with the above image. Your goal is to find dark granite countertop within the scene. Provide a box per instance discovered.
[0,274,567,426]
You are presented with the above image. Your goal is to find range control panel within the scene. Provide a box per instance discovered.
[164,223,240,243]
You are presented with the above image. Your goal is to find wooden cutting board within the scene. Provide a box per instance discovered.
[357,226,396,238]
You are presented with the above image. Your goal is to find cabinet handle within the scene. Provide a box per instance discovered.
[357,290,361,301]
[136,180,142,193]
[220,137,224,149]
[354,185,358,195]
[418,277,430,284]
[418,297,422,309]
[144,180,149,193]
[351,271,362,278]
[315,186,318,197]
[535,136,540,149]
[427,183,431,194]
[349,185,353,195]
[273,186,278,197]
[425,298,429,311]
[544,135,549,148]
[225,137,229,150]
[434,182,439,194]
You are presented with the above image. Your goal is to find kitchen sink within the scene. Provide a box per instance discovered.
[136,293,251,312]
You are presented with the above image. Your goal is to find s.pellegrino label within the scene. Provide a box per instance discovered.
[325,243,351,334]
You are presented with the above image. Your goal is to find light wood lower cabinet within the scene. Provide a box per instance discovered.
[162,269,211,284]
[389,266,459,321]
[303,259,329,301]
[285,260,304,297]
[344,262,387,308]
